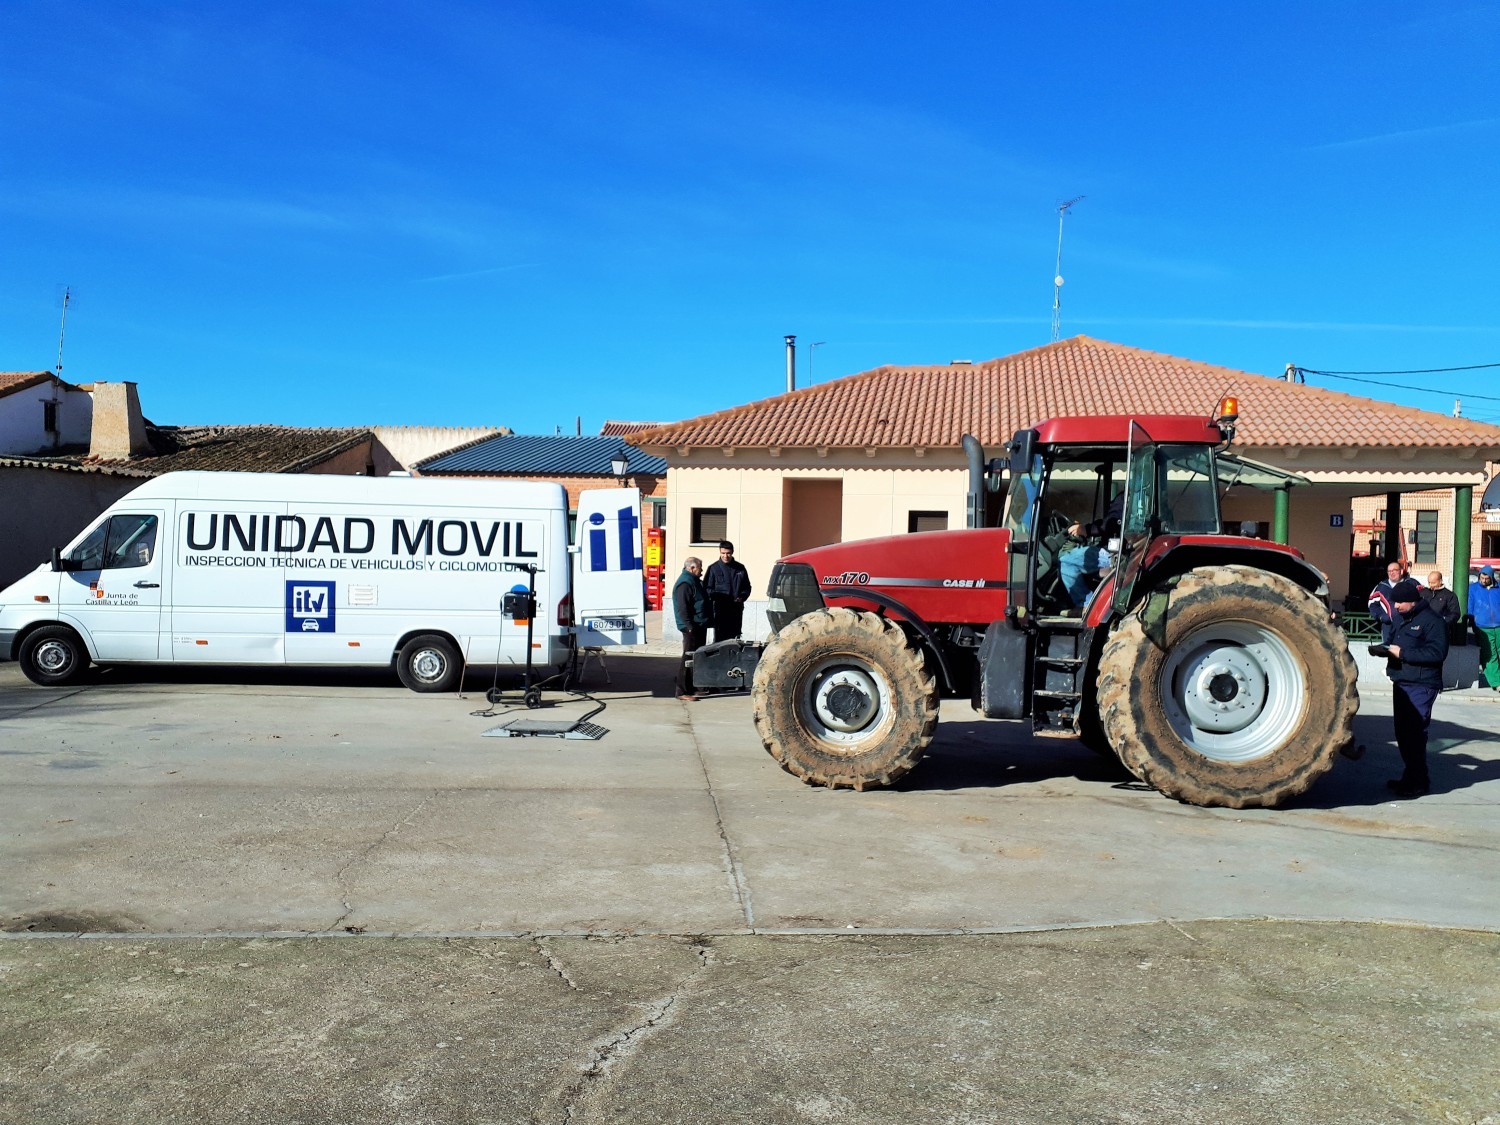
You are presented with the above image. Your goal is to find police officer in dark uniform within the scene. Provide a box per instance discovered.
[1374,578,1449,798]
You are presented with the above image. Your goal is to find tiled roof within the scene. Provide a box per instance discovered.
[96,425,373,474]
[629,337,1500,451]
[0,371,56,398]
[0,454,152,478]
[417,433,667,476]
[600,420,670,436]
[1,423,373,476]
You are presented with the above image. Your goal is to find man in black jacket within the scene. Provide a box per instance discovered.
[703,540,752,643]
[1421,570,1461,642]
[1377,579,1449,798]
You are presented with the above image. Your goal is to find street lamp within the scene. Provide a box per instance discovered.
[609,451,630,484]
[808,341,827,384]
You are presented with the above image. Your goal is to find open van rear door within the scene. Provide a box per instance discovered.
[572,489,645,647]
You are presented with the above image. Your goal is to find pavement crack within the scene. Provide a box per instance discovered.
[683,718,755,929]
[554,940,717,1124]
[328,790,442,931]
[535,937,580,990]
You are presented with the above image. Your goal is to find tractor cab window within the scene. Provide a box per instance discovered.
[1027,449,1127,615]
[1156,445,1220,535]
[1003,451,1044,537]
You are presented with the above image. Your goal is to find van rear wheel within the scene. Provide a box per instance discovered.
[19,626,90,687]
[397,634,462,693]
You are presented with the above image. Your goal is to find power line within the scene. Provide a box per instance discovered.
[1294,365,1500,403]
[1299,362,1500,376]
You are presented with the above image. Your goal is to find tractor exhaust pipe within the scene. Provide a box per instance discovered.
[963,434,985,529]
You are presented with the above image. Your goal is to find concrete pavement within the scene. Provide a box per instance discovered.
[2,656,1498,1121]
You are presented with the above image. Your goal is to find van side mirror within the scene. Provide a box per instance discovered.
[50,548,78,573]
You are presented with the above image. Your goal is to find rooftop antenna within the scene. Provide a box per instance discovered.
[55,286,73,376]
[1050,197,1083,342]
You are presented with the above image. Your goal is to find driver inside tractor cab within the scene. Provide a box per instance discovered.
[1058,520,1114,609]
[1031,458,1125,614]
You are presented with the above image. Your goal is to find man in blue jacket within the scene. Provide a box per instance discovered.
[1468,564,1500,690]
[1378,579,1449,798]
[1368,560,1406,644]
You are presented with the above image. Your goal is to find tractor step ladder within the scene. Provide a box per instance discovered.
[1031,619,1087,735]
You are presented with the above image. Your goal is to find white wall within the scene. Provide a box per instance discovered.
[371,426,505,474]
[0,379,92,454]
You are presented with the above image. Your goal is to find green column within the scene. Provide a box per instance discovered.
[1272,487,1290,545]
[1455,484,1473,618]
[1385,491,1402,562]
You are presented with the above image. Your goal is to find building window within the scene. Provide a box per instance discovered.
[1414,510,1438,565]
[691,508,727,544]
[908,510,948,533]
[42,401,59,434]
[651,500,667,529]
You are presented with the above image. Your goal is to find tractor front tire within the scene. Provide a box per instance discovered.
[1095,565,1357,809]
[751,607,938,790]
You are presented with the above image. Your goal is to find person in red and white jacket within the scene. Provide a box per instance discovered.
[1368,559,1407,644]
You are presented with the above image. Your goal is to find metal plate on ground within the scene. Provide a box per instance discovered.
[482,719,608,740]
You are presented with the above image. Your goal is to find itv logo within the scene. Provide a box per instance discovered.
[293,586,328,616]
[585,504,642,573]
[285,580,337,633]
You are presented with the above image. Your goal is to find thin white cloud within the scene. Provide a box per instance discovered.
[1303,117,1500,152]
[844,316,1490,333]
[1079,317,1492,333]
[412,264,537,284]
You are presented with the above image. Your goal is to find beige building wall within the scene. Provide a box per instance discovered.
[662,460,966,633]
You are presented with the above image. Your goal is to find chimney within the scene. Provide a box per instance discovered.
[784,334,796,393]
[89,381,150,460]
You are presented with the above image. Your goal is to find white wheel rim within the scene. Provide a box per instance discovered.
[412,648,447,683]
[35,640,73,674]
[797,656,893,749]
[1159,620,1306,763]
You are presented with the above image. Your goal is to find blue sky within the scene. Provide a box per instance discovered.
[3,1,1498,433]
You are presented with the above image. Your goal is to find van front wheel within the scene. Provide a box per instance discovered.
[19,626,90,686]
[397,634,462,693]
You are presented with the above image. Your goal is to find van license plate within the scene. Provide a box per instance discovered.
[587,616,636,630]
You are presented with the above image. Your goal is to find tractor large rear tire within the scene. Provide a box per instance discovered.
[751,607,938,790]
[1095,565,1358,809]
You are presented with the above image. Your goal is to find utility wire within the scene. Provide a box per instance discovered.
[1294,364,1500,403]
[1299,362,1500,376]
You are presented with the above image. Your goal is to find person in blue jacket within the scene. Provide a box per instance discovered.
[1368,560,1406,644]
[672,557,711,701]
[1378,579,1449,798]
[1468,564,1500,690]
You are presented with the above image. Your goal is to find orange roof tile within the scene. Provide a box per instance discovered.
[630,337,1500,451]
[0,371,54,398]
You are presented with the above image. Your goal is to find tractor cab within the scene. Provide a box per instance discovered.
[990,412,1230,620]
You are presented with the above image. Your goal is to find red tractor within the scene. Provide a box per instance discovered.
[693,402,1359,808]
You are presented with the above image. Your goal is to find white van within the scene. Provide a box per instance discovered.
[0,472,645,691]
